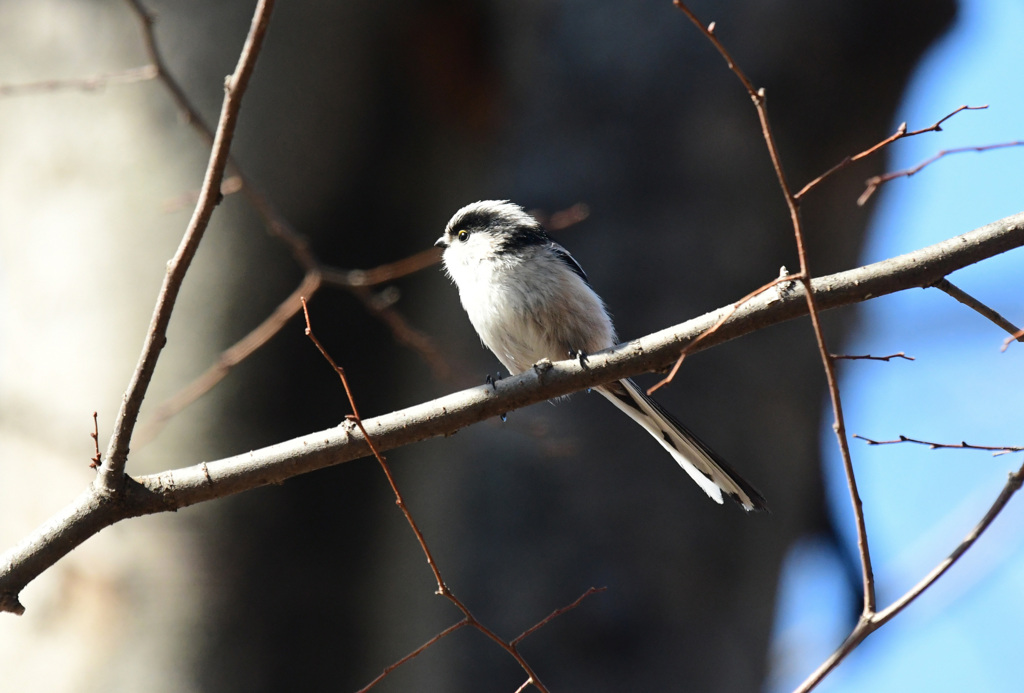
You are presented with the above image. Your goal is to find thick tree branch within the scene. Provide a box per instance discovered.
[1,211,1021,615]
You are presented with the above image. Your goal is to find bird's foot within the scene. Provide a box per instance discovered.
[569,348,590,369]
[485,371,504,391]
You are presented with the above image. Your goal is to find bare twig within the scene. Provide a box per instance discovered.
[136,271,323,445]
[357,585,604,692]
[932,278,1024,341]
[96,0,276,494]
[300,298,448,591]
[355,620,470,693]
[647,273,796,394]
[301,299,551,692]
[831,352,914,362]
[1,210,1022,615]
[123,0,451,400]
[322,248,442,288]
[0,65,158,97]
[795,457,1024,692]
[137,256,451,446]
[89,413,101,469]
[795,105,988,200]
[859,139,1024,206]
[674,1,875,617]
[853,434,1023,456]
[161,175,244,213]
[511,586,606,646]
[672,7,1021,691]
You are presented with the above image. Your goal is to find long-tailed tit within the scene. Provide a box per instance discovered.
[435,200,767,511]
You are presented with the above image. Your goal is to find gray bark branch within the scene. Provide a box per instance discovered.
[1,210,1022,615]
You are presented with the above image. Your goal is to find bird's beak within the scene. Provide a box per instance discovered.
[434,235,448,249]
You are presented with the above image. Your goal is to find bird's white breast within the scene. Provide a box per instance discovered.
[443,245,616,375]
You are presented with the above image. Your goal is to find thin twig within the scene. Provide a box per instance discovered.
[89,413,101,469]
[357,585,604,692]
[831,352,914,362]
[0,65,158,97]
[513,679,534,693]
[511,586,606,646]
[300,298,448,591]
[853,434,1023,455]
[671,11,1022,692]
[795,105,988,200]
[96,0,277,494]
[136,271,323,445]
[647,273,797,394]
[301,299,551,693]
[124,0,451,395]
[674,1,875,618]
[795,457,1024,692]
[355,619,470,693]
[932,278,1024,340]
[859,140,1024,206]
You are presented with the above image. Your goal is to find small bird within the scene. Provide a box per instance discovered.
[435,200,767,511]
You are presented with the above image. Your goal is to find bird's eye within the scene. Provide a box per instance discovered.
[457,230,470,242]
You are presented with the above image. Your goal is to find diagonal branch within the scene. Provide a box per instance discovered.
[96,0,276,494]
[0,65,158,96]
[860,140,1024,205]
[794,456,1024,692]
[301,300,550,692]
[2,210,1021,616]
[932,278,1023,340]
[795,105,989,200]
[674,0,875,614]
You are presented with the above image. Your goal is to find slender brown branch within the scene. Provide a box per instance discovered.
[874,458,1024,621]
[796,105,988,199]
[511,586,606,646]
[322,248,442,288]
[124,0,451,393]
[648,272,799,394]
[859,139,1024,206]
[674,1,875,616]
[96,0,276,494]
[89,413,101,469]
[137,260,451,446]
[300,298,448,593]
[136,271,323,445]
[302,300,549,692]
[831,352,914,362]
[932,278,1023,340]
[528,202,591,231]
[794,456,1024,692]
[125,0,316,270]
[355,620,471,693]
[853,434,1023,455]
[0,65,158,97]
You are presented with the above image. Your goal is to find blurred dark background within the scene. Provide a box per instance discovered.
[0,0,955,690]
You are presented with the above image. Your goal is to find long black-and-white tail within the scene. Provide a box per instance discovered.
[597,379,768,512]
